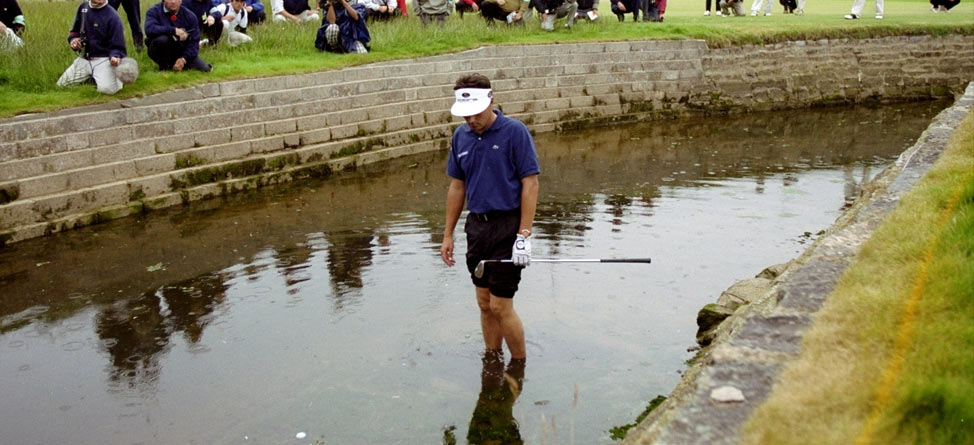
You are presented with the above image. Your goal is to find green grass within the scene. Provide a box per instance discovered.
[0,0,971,117]
[741,111,974,444]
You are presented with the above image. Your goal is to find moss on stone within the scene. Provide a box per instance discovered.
[129,188,146,202]
[175,154,207,169]
[609,395,668,440]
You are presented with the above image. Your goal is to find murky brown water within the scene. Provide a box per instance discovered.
[0,101,946,444]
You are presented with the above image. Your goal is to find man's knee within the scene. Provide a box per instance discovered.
[488,296,514,317]
[97,80,122,95]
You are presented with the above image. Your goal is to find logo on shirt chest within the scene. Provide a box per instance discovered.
[492,145,500,150]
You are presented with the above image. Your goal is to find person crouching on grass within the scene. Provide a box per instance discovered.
[0,0,25,50]
[212,0,254,47]
[440,73,540,363]
[144,0,212,71]
[314,0,370,53]
[56,0,130,95]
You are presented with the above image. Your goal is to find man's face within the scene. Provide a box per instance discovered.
[231,0,245,11]
[164,0,182,12]
[463,101,494,134]
[90,0,108,7]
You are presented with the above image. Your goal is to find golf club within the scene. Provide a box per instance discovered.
[474,257,652,278]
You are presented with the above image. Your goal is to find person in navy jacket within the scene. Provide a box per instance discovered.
[56,0,128,94]
[243,0,266,23]
[183,0,222,46]
[144,0,212,71]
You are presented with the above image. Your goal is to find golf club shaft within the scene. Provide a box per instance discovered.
[483,258,651,264]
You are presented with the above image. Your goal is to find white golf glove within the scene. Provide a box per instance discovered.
[512,234,531,266]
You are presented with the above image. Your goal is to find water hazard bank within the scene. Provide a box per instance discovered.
[0,100,948,444]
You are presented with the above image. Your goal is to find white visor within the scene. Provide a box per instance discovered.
[451,88,493,117]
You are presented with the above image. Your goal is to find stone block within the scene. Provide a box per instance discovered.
[545,98,572,111]
[358,120,385,136]
[0,159,42,182]
[65,132,90,151]
[183,183,222,203]
[129,173,173,199]
[155,134,196,154]
[87,127,134,149]
[210,141,252,162]
[0,199,38,229]
[195,128,232,147]
[284,134,301,148]
[219,79,256,96]
[251,136,286,154]
[134,154,176,176]
[92,141,156,165]
[384,115,413,133]
[330,124,360,141]
[340,109,370,126]
[133,121,175,140]
[18,137,67,158]
[300,128,331,146]
[231,123,265,142]
[17,173,69,199]
[142,191,182,210]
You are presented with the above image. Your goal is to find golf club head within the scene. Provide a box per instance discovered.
[474,260,486,279]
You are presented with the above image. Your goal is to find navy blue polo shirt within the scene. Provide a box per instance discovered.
[447,110,540,214]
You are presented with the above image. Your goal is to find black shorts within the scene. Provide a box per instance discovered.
[464,209,522,298]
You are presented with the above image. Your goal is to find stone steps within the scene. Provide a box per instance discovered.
[0,46,703,200]
[4,36,963,245]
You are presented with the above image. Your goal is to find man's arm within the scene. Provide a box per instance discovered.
[338,0,359,20]
[518,174,538,236]
[441,178,466,267]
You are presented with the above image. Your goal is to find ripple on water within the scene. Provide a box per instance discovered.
[61,341,85,352]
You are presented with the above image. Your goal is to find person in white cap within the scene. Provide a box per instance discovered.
[440,73,540,363]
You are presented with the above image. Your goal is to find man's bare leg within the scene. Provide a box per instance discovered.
[489,294,526,359]
[476,287,503,350]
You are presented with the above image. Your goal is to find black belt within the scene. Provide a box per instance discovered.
[469,209,519,222]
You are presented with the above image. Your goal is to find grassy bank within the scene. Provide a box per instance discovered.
[0,0,971,117]
[741,111,974,443]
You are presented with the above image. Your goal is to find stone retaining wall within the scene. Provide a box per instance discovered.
[1,35,971,245]
[622,83,974,444]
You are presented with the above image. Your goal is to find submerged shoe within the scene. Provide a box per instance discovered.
[844,13,858,19]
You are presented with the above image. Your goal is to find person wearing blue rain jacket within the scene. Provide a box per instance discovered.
[144,0,212,71]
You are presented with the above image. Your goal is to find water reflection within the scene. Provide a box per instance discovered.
[467,350,525,445]
[95,273,228,391]
[0,101,949,444]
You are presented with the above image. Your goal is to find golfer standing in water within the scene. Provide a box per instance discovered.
[440,73,540,361]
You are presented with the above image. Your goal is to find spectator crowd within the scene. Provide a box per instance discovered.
[0,0,961,94]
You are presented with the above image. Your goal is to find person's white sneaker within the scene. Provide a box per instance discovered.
[704,10,710,15]
[844,13,858,19]
[795,8,803,15]
[875,14,882,18]
[751,10,758,16]
[716,10,722,15]
[764,11,771,15]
